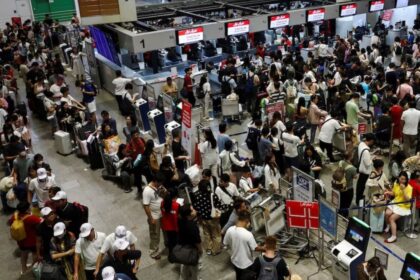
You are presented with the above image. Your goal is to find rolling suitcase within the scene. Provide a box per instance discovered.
[54,130,73,155]
[87,137,104,170]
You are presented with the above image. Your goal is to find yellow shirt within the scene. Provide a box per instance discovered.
[392,182,413,209]
[162,83,178,97]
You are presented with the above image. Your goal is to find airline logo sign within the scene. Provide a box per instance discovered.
[178,27,204,45]
[370,0,384,12]
[307,8,325,22]
[227,20,250,36]
[269,14,290,28]
[340,4,357,17]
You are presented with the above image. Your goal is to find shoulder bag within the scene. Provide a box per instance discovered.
[168,244,199,265]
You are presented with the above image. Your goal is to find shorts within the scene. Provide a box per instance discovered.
[86,101,96,113]
[18,244,36,252]
[387,204,411,216]
[284,156,299,168]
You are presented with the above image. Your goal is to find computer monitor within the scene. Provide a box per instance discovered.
[400,253,420,280]
[344,217,371,253]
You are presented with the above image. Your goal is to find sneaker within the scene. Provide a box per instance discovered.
[206,250,212,255]
[208,117,214,121]
[124,188,133,193]
[384,236,397,243]
[150,250,161,259]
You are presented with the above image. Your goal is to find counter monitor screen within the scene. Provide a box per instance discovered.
[400,253,420,280]
[307,8,325,22]
[340,3,357,17]
[269,14,290,29]
[177,27,204,45]
[226,20,250,36]
[344,217,371,252]
[369,0,385,12]
[396,0,409,8]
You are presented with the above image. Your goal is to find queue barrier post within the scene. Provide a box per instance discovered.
[405,199,418,239]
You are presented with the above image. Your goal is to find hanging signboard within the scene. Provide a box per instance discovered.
[395,0,409,8]
[292,167,315,202]
[177,27,204,45]
[226,20,250,36]
[181,100,193,157]
[268,14,290,29]
[369,0,385,12]
[340,4,358,17]
[307,8,325,22]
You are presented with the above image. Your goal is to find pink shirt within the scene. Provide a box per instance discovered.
[397,83,413,100]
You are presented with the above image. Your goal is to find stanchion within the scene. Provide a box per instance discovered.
[405,199,418,239]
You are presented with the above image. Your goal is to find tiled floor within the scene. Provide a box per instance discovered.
[0,70,418,280]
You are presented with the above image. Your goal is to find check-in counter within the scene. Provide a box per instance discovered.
[386,28,407,46]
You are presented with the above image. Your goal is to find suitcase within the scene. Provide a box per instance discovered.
[54,130,73,155]
[16,102,27,117]
[87,137,104,170]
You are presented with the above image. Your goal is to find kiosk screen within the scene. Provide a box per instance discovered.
[400,253,420,280]
[344,217,371,252]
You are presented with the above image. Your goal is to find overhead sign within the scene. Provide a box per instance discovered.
[286,200,319,229]
[381,10,393,21]
[181,100,192,157]
[340,4,357,17]
[177,27,204,45]
[307,8,325,22]
[226,20,250,36]
[268,14,290,29]
[369,0,385,12]
[292,167,315,202]
[396,0,409,8]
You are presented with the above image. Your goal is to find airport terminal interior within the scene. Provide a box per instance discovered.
[0,0,420,279]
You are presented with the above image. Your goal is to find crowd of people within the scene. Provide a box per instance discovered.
[1,12,420,280]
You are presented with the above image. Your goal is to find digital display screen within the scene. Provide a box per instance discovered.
[268,14,290,29]
[340,3,357,17]
[177,27,204,45]
[400,253,420,280]
[396,0,409,8]
[226,20,250,36]
[369,0,385,12]
[344,217,371,252]
[307,8,325,22]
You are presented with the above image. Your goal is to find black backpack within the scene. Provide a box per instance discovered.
[395,45,402,56]
[120,92,133,116]
[246,127,261,150]
[196,86,205,99]
[221,77,232,96]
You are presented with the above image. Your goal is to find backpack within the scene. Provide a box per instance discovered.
[285,80,297,101]
[246,127,261,150]
[258,255,281,280]
[10,212,29,241]
[120,92,133,116]
[72,202,89,224]
[244,74,255,95]
[221,77,232,96]
[196,86,205,99]
[395,44,402,56]
[351,145,369,172]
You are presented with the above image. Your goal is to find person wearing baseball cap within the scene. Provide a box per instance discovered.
[50,222,77,279]
[101,239,141,280]
[36,207,60,262]
[74,223,106,280]
[53,191,88,238]
[94,225,137,277]
[101,266,132,280]
[27,167,56,208]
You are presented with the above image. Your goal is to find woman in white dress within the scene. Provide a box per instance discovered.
[198,128,218,177]
[70,47,85,83]
[264,153,281,192]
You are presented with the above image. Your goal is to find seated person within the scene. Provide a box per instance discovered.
[356,256,387,280]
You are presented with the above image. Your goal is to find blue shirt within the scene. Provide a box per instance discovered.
[217,134,231,152]
[82,83,96,103]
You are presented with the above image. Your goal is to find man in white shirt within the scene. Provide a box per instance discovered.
[371,32,380,47]
[49,75,66,104]
[112,70,132,114]
[355,133,375,204]
[27,168,56,208]
[223,210,265,279]
[216,174,240,205]
[303,64,316,83]
[94,225,137,277]
[319,113,349,162]
[142,175,163,259]
[281,122,303,170]
[401,101,420,156]
[238,166,259,195]
[74,223,106,280]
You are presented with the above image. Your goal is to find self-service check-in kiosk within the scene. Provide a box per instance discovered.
[135,98,151,132]
[148,109,166,144]
[399,252,420,280]
[331,217,371,280]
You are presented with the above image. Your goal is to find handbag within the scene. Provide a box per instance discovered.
[168,244,199,265]
[210,193,221,219]
[32,262,42,280]
[40,262,66,280]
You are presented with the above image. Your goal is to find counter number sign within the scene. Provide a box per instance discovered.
[177,27,204,45]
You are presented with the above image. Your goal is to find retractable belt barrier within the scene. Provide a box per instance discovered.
[337,199,414,211]
[229,131,248,137]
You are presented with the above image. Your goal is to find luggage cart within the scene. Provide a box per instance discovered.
[222,99,241,122]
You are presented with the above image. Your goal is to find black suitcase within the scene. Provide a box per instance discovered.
[87,138,104,170]
[16,102,27,117]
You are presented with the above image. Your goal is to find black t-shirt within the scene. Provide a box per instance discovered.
[3,142,25,166]
[252,254,290,280]
[102,250,142,280]
[56,203,85,237]
[178,218,201,246]
[37,218,61,260]
[385,70,398,89]
[172,140,186,171]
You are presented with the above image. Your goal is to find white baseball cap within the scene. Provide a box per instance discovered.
[52,191,67,201]
[40,207,53,217]
[53,222,66,236]
[102,266,115,280]
[114,225,127,239]
[79,223,93,238]
[113,238,129,251]
[37,168,47,180]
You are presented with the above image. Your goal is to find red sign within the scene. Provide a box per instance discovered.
[369,0,384,12]
[266,101,285,121]
[381,10,393,21]
[177,27,204,45]
[182,101,192,128]
[358,123,367,134]
[307,8,325,22]
[340,4,357,17]
[269,14,290,29]
[227,20,250,36]
[286,200,319,229]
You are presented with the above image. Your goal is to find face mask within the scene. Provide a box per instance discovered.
[56,232,65,239]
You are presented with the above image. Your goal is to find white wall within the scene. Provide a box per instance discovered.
[387,5,417,28]
[336,14,367,38]
[0,0,32,27]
